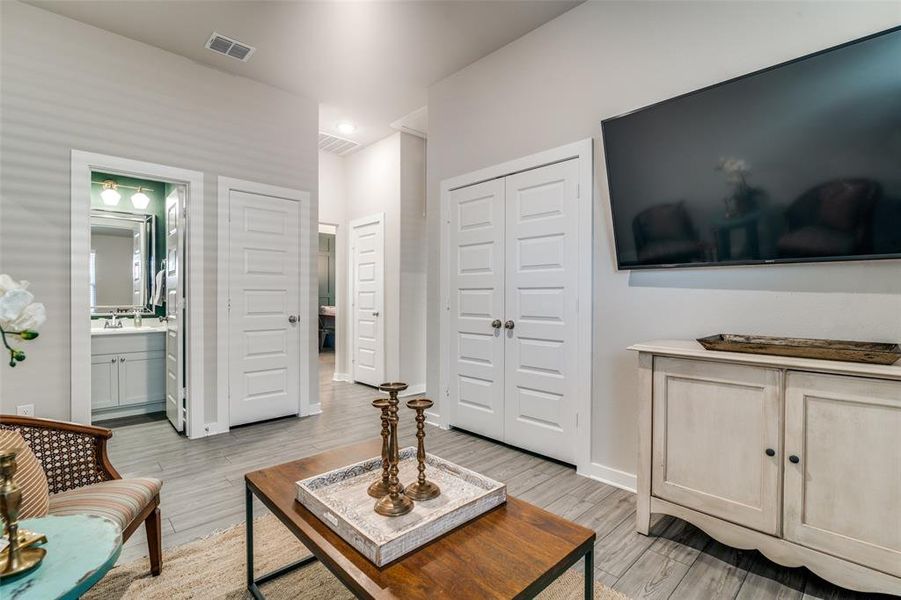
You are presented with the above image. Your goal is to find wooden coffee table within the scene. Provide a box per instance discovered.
[244,439,596,599]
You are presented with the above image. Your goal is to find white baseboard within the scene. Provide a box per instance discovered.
[202,421,230,437]
[305,403,323,416]
[579,461,637,493]
[398,383,426,397]
[332,372,352,383]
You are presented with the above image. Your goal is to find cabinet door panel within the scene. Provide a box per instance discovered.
[91,354,119,410]
[652,357,782,535]
[118,351,166,406]
[784,372,901,577]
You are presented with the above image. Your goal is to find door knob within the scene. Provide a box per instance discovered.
[491,319,502,329]
[788,455,800,464]
[288,315,298,324]
[504,320,515,330]
[372,311,380,317]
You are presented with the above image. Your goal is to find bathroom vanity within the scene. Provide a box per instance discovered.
[91,321,167,419]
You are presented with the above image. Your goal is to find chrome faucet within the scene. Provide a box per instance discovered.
[104,314,123,329]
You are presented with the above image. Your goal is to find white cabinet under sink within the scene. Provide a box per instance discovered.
[91,331,165,419]
[632,341,901,596]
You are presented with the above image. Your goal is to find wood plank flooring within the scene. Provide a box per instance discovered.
[97,351,887,599]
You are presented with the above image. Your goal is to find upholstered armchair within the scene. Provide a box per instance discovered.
[0,415,162,575]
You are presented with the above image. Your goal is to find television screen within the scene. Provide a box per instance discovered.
[602,26,901,270]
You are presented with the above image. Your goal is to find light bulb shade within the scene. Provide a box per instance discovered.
[131,190,151,209]
[100,183,121,206]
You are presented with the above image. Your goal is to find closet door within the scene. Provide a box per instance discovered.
[448,179,506,439]
[503,159,580,464]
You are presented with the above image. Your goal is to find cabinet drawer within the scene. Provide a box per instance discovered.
[652,357,782,535]
[784,372,901,577]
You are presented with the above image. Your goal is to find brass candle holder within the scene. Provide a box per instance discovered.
[367,398,403,498]
[0,449,46,579]
[373,382,414,517]
[404,398,440,501]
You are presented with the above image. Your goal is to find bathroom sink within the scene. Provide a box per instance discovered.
[91,319,167,336]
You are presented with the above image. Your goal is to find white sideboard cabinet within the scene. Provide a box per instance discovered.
[631,340,901,595]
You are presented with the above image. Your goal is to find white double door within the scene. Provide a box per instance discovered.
[449,159,580,464]
[227,190,301,427]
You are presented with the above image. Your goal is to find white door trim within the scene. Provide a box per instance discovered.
[348,213,386,386]
[439,138,593,472]
[70,150,205,439]
[216,177,317,435]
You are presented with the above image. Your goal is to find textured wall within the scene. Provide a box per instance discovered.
[0,1,318,422]
[426,1,901,478]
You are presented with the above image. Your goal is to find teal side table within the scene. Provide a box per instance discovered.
[1,514,121,600]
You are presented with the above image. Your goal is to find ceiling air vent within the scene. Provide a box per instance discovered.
[319,132,360,156]
[205,32,255,62]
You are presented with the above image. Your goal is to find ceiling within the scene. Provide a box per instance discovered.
[27,0,581,149]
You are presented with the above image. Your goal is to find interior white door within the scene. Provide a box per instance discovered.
[164,187,185,432]
[447,179,506,439]
[503,159,580,463]
[228,190,301,426]
[350,216,385,386]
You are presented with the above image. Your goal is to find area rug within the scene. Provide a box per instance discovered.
[86,514,630,599]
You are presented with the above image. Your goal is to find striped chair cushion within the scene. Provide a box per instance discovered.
[48,477,161,531]
[0,430,49,519]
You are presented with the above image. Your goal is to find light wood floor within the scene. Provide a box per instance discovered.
[98,351,884,600]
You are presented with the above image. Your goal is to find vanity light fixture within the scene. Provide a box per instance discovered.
[131,188,151,209]
[100,180,121,206]
[337,121,356,135]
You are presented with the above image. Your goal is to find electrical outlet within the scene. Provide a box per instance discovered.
[16,404,34,417]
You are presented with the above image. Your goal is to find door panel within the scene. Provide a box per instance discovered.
[91,354,119,410]
[652,357,782,535]
[165,187,185,432]
[118,351,166,406]
[351,217,384,386]
[448,180,505,439]
[228,191,300,426]
[503,159,580,463]
[784,372,901,577]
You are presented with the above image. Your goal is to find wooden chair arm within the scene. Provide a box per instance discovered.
[0,414,121,493]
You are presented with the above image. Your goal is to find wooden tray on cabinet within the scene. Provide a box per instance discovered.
[697,334,901,365]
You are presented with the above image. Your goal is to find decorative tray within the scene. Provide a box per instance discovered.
[697,334,901,365]
[296,447,506,566]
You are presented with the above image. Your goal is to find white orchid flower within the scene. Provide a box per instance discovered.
[0,273,46,367]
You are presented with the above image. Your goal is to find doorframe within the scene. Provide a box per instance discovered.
[347,213,386,386]
[70,150,205,439]
[438,138,594,474]
[216,177,317,435]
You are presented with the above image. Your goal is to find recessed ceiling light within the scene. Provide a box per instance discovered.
[337,122,356,135]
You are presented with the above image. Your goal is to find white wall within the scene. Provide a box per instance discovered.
[427,1,901,481]
[0,1,319,422]
[318,151,349,378]
[342,132,427,389]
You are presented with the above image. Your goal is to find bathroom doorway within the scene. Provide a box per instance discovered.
[318,223,338,384]
[71,151,205,438]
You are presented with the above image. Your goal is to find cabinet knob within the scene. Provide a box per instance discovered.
[789,455,800,464]
[504,320,515,330]
[120,357,126,362]
[110,358,116,363]
[765,448,776,457]
[491,319,502,329]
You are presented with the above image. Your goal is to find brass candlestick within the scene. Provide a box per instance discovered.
[404,398,440,501]
[0,449,45,579]
[367,398,403,498]
[374,382,414,517]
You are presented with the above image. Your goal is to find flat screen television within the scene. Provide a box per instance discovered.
[602,26,901,270]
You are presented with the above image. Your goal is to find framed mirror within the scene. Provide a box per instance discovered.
[90,209,156,315]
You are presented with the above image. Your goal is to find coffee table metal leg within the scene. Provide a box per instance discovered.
[246,481,320,599]
[584,546,594,600]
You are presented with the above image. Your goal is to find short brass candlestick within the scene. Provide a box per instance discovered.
[0,449,46,579]
[404,398,440,501]
[367,398,403,498]
[374,382,414,517]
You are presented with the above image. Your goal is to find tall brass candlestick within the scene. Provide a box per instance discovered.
[374,382,414,517]
[0,449,45,579]
[367,398,403,498]
[404,398,440,501]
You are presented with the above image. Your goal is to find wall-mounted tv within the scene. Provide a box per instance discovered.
[602,26,901,270]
